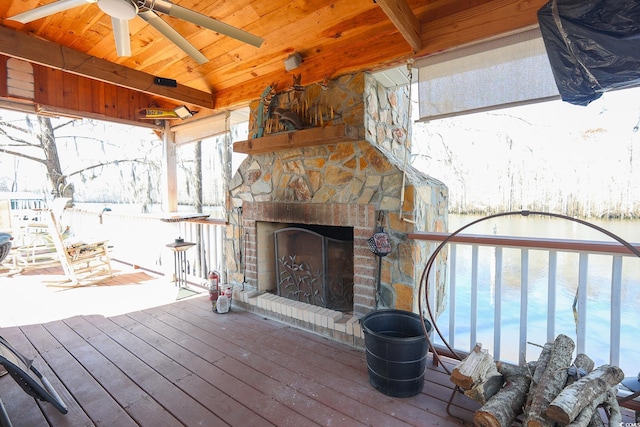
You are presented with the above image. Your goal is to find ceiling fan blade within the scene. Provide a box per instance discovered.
[138,10,208,64]
[111,17,132,57]
[149,0,264,48]
[8,0,95,24]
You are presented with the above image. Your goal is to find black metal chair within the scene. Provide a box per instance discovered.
[0,335,67,427]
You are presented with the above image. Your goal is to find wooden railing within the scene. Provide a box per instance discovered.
[63,209,226,287]
[62,208,638,376]
[410,230,640,377]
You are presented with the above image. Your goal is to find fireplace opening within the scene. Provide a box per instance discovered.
[273,224,354,311]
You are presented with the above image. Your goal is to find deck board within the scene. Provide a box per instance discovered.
[1,294,472,426]
[1,288,634,426]
[162,301,425,426]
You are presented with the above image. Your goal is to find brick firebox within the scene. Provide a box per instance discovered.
[242,201,378,317]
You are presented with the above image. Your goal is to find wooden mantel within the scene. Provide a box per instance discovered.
[233,124,361,154]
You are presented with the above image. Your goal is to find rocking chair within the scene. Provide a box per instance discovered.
[44,209,113,286]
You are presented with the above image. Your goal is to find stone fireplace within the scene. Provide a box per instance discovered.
[225,72,448,347]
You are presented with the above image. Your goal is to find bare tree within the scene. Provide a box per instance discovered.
[0,115,70,196]
[0,113,161,206]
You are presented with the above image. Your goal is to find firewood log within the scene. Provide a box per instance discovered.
[546,365,625,425]
[566,353,594,386]
[523,334,575,427]
[473,362,535,427]
[451,343,498,390]
[464,373,505,404]
[566,354,600,426]
[566,387,619,427]
[586,414,605,427]
[524,342,553,414]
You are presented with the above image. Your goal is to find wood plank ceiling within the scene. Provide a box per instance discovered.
[0,0,547,117]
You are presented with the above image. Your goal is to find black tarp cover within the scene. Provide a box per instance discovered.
[537,0,640,106]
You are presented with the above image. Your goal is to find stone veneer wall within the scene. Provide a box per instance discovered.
[362,73,450,317]
[225,72,449,343]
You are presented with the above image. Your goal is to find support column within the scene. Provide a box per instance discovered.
[162,120,178,212]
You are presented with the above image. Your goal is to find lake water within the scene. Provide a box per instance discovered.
[434,213,640,377]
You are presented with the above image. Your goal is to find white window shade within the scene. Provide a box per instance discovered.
[417,29,560,121]
[171,108,249,145]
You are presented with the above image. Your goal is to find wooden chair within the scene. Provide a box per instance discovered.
[44,209,113,286]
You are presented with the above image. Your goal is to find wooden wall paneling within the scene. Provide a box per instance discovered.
[91,78,105,116]
[131,90,145,122]
[62,72,79,112]
[77,75,94,114]
[117,87,133,120]
[33,65,51,106]
[0,56,7,98]
[126,88,138,121]
[103,82,117,118]
[49,68,65,109]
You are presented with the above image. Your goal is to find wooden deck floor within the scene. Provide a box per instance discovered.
[0,294,480,427]
[1,263,635,426]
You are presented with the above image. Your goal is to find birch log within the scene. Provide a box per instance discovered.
[474,362,535,427]
[566,354,595,386]
[450,343,501,391]
[566,387,620,427]
[566,354,600,426]
[524,333,575,427]
[524,343,553,414]
[546,365,625,425]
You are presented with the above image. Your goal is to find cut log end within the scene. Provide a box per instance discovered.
[474,410,502,427]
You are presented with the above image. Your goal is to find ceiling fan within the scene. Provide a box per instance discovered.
[8,0,264,65]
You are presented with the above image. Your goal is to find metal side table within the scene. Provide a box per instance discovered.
[166,239,195,288]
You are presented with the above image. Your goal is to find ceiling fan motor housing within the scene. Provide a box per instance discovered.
[97,0,138,19]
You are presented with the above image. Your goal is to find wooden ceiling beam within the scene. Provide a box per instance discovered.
[375,0,421,52]
[0,26,214,110]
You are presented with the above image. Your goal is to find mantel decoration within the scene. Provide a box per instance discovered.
[252,74,340,138]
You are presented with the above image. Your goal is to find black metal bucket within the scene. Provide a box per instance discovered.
[361,309,431,397]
